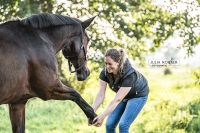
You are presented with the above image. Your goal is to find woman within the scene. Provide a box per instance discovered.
[91,48,149,133]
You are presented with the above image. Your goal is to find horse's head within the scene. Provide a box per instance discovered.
[62,17,95,81]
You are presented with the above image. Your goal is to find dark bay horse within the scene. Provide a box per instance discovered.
[0,13,96,133]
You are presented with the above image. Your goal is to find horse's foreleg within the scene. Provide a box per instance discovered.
[9,103,26,133]
[51,84,97,123]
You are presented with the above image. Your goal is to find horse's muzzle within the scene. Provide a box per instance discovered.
[76,68,90,81]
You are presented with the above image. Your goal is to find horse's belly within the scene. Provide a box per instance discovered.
[0,91,18,104]
[0,92,32,104]
[0,82,35,104]
[0,64,31,104]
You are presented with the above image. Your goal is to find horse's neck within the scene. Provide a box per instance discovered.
[37,31,56,52]
[41,27,67,53]
[42,26,78,53]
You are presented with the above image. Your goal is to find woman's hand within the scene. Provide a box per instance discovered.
[93,114,106,127]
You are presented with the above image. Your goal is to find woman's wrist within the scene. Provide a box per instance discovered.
[92,105,97,112]
[100,112,107,119]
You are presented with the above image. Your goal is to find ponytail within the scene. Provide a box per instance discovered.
[118,48,126,73]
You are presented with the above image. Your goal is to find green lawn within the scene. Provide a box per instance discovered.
[0,67,199,133]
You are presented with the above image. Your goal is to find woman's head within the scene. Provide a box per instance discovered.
[104,48,126,74]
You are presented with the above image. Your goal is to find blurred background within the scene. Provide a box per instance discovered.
[0,0,200,133]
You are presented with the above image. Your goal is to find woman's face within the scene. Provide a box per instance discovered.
[105,56,119,74]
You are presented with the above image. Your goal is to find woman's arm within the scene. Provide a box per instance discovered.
[93,87,131,126]
[100,87,131,118]
[92,79,107,112]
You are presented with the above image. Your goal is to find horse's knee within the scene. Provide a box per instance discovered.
[70,90,81,97]
[69,90,82,101]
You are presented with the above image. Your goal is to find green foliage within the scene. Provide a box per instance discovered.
[164,68,172,75]
[0,0,55,21]
[0,0,199,80]
[186,99,200,132]
[0,0,18,21]
[0,1,200,132]
[192,69,200,85]
[1,68,199,132]
[131,68,200,133]
[0,0,199,58]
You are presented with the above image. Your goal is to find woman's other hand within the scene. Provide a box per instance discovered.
[93,114,106,127]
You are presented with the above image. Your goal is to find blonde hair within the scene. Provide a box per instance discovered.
[105,48,127,73]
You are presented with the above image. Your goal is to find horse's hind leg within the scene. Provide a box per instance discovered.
[9,103,26,133]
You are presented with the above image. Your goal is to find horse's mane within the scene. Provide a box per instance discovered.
[21,13,80,28]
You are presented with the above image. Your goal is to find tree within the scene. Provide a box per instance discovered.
[1,0,199,89]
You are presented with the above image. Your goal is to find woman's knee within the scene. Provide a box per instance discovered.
[106,119,117,130]
[119,121,129,132]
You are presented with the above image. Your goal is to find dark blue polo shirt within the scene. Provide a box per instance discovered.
[99,59,149,99]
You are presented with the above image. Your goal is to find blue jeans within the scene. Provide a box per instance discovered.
[106,96,148,133]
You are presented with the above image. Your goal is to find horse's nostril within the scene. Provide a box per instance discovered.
[76,69,90,81]
[77,75,84,81]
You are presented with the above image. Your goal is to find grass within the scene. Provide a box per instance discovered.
[0,67,199,133]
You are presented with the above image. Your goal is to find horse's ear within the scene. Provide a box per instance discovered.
[81,16,96,29]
